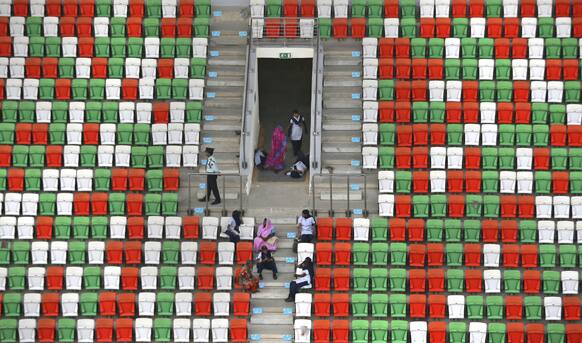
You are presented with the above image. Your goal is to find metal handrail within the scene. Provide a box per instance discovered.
[240,33,252,170]
[187,172,244,216]
[311,173,369,218]
[251,16,320,40]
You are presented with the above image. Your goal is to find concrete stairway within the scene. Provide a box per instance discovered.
[201,7,249,174]
[320,39,364,175]
[249,220,297,342]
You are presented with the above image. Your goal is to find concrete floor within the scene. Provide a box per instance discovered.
[256,58,313,182]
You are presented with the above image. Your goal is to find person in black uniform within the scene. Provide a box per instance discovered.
[199,147,221,205]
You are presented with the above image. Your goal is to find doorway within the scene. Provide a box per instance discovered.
[257,58,313,182]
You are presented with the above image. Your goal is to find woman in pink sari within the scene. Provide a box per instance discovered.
[254,218,279,252]
[265,126,288,171]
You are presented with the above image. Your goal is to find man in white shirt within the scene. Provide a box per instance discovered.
[287,110,306,157]
[200,147,221,205]
[296,209,316,243]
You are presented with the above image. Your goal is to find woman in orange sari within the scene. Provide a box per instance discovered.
[239,260,260,293]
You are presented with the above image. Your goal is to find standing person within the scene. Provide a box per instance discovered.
[224,210,243,243]
[287,109,306,157]
[200,147,221,205]
[285,257,313,302]
[264,126,288,171]
[256,246,278,280]
[296,209,316,243]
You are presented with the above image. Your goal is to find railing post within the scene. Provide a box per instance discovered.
[328,174,333,217]
[312,175,317,216]
[363,174,368,217]
[221,176,227,216]
[239,175,244,216]
[187,173,192,215]
[346,175,351,217]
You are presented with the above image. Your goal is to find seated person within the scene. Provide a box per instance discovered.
[285,257,313,302]
[286,153,309,178]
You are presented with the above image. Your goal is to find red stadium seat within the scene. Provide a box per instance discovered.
[487,18,502,38]
[183,216,199,239]
[505,296,523,320]
[8,169,24,191]
[451,0,467,17]
[313,320,330,343]
[436,18,451,38]
[199,242,217,265]
[501,220,518,243]
[335,243,352,266]
[567,325,582,343]
[25,58,41,78]
[351,18,366,38]
[465,269,483,293]
[158,59,174,79]
[389,218,406,241]
[177,18,193,37]
[464,244,481,266]
[333,268,350,290]
[73,193,91,216]
[410,294,426,318]
[283,0,298,16]
[448,170,465,193]
[395,147,412,169]
[317,217,333,241]
[507,323,524,343]
[335,218,352,241]
[36,217,54,240]
[153,102,170,123]
[314,294,331,317]
[429,322,447,343]
[332,320,349,343]
[465,148,481,170]
[121,267,139,290]
[41,293,60,317]
[332,19,348,38]
[38,319,56,343]
[394,38,410,58]
[196,267,215,291]
[47,266,64,290]
[428,269,445,292]
[412,171,429,193]
[523,270,541,293]
[412,147,429,169]
[420,18,435,38]
[230,319,248,343]
[565,297,581,321]
[99,292,117,316]
[127,217,145,239]
[410,269,426,292]
[233,293,250,316]
[482,220,499,242]
[526,324,545,343]
[106,241,123,264]
[161,18,176,37]
[316,243,332,265]
[116,319,133,342]
[13,0,29,16]
[125,241,142,264]
[55,79,71,100]
[179,0,194,16]
[122,79,139,100]
[469,0,484,17]
[428,294,446,318]
[448,195,465,217]
[409,244,426,266]
[315,268,331,291]
[427,243,444,266]
[520,0,536,17]
[331,294,350,317]
[395,102,411,123]
[96,319,113,342]
[300,0,315,17]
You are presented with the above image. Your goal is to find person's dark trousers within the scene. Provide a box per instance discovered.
[257,260,278,275]
[206,175,221,202]
[288,281,309,300]
[291,139,302,156]
[225,230,240,243]
[300,234,313,243]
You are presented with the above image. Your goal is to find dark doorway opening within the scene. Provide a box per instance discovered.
[257,58,312,182]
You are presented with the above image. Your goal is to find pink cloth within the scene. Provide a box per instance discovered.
[265,126,287,171]
[254,219,278,252]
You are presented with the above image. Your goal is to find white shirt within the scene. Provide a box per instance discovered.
[295,269,311,285]
[293,161,307,173]
[206,155,219,173]
[297,216,315,235]
[290,116,304,141]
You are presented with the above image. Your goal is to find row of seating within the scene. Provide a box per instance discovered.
[304,241,582,268]
[0,191,179,216]
[0,144,199,168]
[1,17,211,38]
[311,267,577,295]
[378,170,582,194]
[0,0,212,18]
[0,123,200,146]
[0,78,205,101]
[296,293,576,320]
[0,241,254,266]
[364,58,582,81]
[363,79,582,103]
[375,124,582,147]
[367,102,581,124]
[0,37,208,58]
[0,167,179,192]
[378,193,582,218]
[365,37,582,59]
[0,57,207,79]
[319,217,582,243]
[296,319,581,343]
[252,0,580,19]
[1,100,204,124]
[0,291,251,317]
[374,146,582,170]
[0,317,246,343]
[0,215,201,240]
[0,265,236,291]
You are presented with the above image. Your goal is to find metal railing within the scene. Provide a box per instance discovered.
[311,173,369,217]
[240,39,252,170]
[251,17,320,40]
[187,172,244,216]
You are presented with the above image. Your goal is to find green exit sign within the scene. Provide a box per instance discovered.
[279,52,292,59]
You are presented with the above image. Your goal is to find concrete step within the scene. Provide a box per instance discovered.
[323,98,362,109]
[202,121,241,131]
[322,120,361,131]
[250,313,293,325]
